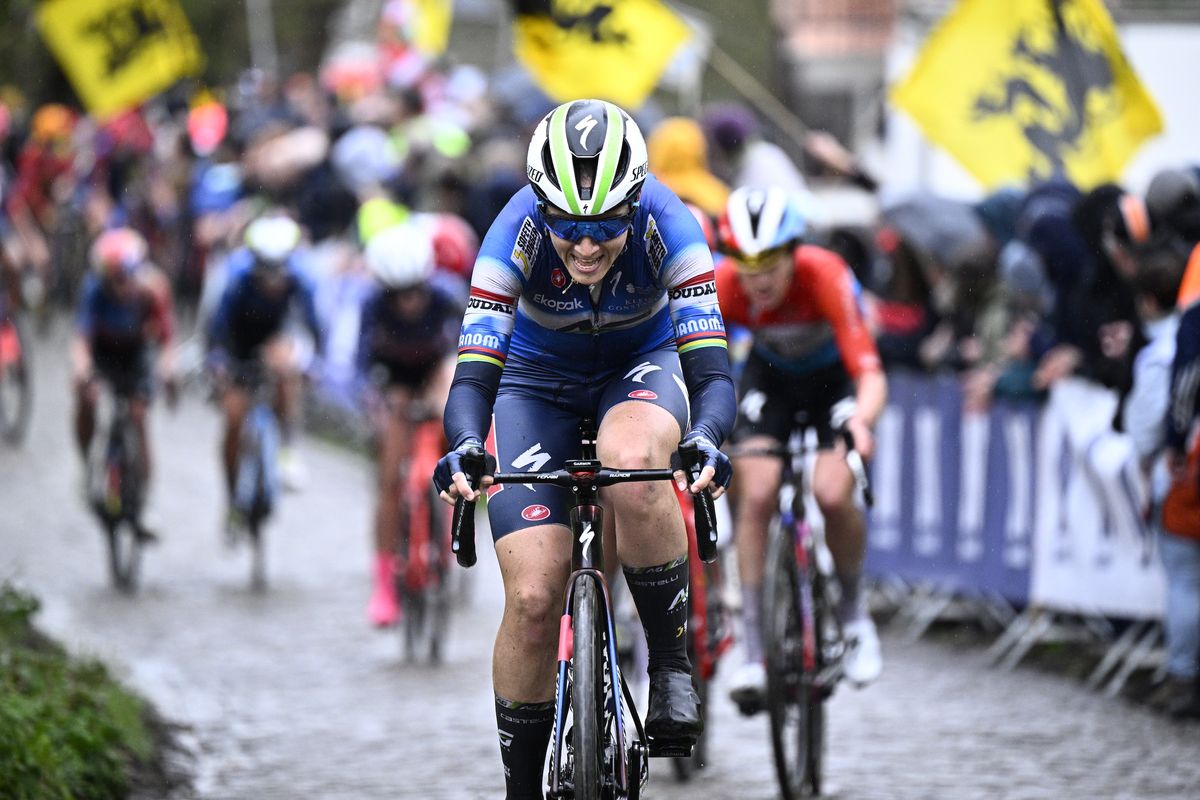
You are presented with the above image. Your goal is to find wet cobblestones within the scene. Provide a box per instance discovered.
[4,335,1199,799]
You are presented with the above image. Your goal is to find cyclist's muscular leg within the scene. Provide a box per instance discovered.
[494,524,571,798]
[74,378,99,461]
[732,436,784,665]
[375,387,416,556]
[598,401,701,740]
[220,386,252,497]
[262,336,301,440]
[812,450,865,619]
[129,397,152,485]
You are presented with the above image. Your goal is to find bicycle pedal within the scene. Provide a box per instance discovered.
[647,738,694,758]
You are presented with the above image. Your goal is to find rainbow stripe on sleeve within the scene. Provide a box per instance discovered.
[456,288,516,368]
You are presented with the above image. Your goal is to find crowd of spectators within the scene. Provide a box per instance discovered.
[0,12,1196,717]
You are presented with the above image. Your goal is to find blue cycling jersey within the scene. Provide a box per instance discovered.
[208,247,323,359]
[444,176,736,449]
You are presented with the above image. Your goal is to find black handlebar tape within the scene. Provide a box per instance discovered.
[679,442,719,564]
[452,450,486,568]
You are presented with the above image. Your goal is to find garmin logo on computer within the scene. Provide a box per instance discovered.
[533,293,584,312]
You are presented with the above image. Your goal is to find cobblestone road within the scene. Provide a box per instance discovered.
[4,330,1200,799]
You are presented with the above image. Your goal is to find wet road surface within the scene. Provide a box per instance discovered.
[4,329,1200,799]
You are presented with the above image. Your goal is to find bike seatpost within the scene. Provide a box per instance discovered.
[678,442,719,563]
[452,449,486,568]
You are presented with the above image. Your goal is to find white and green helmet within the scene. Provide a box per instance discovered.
[526,99,649,216]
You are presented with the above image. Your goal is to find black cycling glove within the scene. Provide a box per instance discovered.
[674,433,733,492]
[433,439,497,496]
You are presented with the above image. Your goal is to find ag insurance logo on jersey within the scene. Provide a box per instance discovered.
[521,504,552,522]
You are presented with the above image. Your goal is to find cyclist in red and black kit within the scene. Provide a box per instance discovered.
[72,227,176,519]
[715,186,888,708]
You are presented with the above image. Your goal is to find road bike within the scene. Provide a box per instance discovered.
[452,424,719,799]
[395,410,454,662]
[230,363,281,591]
[669,485,733,782]
[0,298,32,445]
[87,394,150,592]
[735,426,872,799]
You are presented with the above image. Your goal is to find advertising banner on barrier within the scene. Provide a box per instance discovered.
[866,371,1035,604]
[1029,378,1164,619]
[866,372,1164,619]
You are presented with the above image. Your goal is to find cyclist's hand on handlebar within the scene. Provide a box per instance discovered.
[844,416,875,461]
[674,434,731,499]
[434,440,496,505]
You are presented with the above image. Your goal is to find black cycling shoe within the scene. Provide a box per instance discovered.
[645,668,702,742]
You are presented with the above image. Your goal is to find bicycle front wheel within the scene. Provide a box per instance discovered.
[763,519,817,799]
[106,517,143,593]
[571,575,603,800]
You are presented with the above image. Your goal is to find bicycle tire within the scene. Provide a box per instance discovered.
[763,518,815,800]
[571,575,603,800]
[106,517,143,593]
[425,482,451,663]
[806,569,831,796]
[0,315,32,445]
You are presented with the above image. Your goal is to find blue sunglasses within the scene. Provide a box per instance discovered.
[538,203,636,243]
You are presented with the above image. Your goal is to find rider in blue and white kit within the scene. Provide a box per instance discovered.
[433,99,736,799]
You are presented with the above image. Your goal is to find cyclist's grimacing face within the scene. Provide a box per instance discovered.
[738,251,793,310]
[544,203,633,286]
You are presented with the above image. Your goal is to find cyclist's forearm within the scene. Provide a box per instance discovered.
[444,359,500,449]
[853,369,888,428]
[680,344,736,444]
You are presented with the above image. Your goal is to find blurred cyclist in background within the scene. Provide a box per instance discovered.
[358,221,463,627]
[715,186,888,709]
[72,227,176,523]
[207,213,323,536]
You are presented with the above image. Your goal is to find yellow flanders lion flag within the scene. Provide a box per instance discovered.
[37,0,204,118]
[514,0,690,109]
[891,0,1163,188]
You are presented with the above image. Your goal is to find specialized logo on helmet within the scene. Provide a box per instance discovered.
[574,114,599,150]
[628,390,658,400]
[521,504,551,522]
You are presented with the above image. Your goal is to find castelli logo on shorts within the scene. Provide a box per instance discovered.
[628,390,658,400]
[522,504,551,521]
[551,268,567,288]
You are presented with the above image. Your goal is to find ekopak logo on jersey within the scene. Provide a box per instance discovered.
[628,390,658,400]
[551,268,567,288]
[521,504,552,521]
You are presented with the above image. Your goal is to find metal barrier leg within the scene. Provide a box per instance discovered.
[1084,620,1147,691]
[985,607,1039,667]
[1103,624,1163,698]
[903,592,956,643]
[998,609,1055,671]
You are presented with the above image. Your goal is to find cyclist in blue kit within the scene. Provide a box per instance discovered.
[433,99,737,799]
